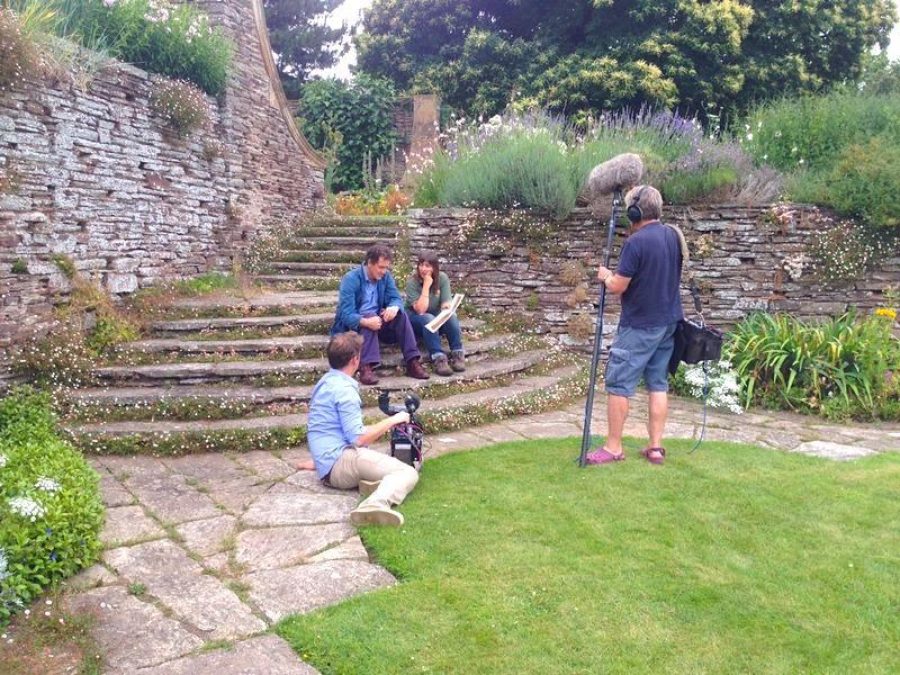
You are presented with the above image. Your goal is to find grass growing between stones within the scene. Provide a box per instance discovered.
[0,593,102,675]
[278,438,899,674]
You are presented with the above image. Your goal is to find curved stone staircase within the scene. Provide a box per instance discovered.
[60,215,588,456]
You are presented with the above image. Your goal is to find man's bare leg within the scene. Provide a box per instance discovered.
[605,393,630,455]
[646,391,668,459]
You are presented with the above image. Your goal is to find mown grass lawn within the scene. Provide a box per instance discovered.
[277,438,899,674]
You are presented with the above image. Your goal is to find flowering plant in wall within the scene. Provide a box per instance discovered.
[0,8,37,93]
[150,78,210,137]
[0,388,103,626]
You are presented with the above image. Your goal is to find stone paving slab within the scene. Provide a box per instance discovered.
[99,475,135,507]
[245,560,396,622]
[308,536,369,563]
[65,586,203,672]
[207,478,272,515]
[126,335,330,355]
[128,634,319,675]
[235,523,355,571]
[101,505,166,547]
[125,476,222,525]
[63,563,119,591]
[164,453,249,484]
[151,312,332,333]
[104,540,266,640]
[233,450,296,481]
[242,492,358,528]
[175,515,237,557]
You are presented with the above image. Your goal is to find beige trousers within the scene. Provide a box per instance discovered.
[328,446,419,508]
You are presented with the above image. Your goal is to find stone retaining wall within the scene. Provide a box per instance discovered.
[407,206,899,342]
[0,0,325,382]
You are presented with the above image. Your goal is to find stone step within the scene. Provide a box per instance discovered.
[283,236,396,248]
[68,360,574,440]
[170,291,336,312]
[150,314,484,336]
[65,349,547,410]
[292,226,400,238]
[94,335,511,385]
[307,215,405,228]
[269,262,351,273]
[275,249,367,263]
[151,312,334,334]
[253,275,341,290]
[122,335,330,356]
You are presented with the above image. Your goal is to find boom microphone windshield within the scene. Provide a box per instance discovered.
[586,153,644,199]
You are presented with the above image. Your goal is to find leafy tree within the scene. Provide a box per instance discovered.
[263,0,346,99]
[356,0,897,119]
[297,75,397,191]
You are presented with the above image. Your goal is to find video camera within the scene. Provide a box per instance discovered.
[378,391,425,471]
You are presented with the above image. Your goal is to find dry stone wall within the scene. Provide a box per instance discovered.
[407,206,899,342]
[0,0,325,381]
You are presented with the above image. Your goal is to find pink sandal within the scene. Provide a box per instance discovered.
[585,447,625,465]
[640,447,666,465]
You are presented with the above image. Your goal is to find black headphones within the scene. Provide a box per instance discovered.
[626,185,648,223]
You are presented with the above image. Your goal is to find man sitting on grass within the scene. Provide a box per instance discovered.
[307,331,419,526]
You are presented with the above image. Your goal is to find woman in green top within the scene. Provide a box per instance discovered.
[405,251,466,376]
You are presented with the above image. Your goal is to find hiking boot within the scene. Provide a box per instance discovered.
[358,479,380,498]
[358,363,379,385]
[449,350,466,372]
[350,503,404,527]
[406,358,430,380]
[432,354,453,376]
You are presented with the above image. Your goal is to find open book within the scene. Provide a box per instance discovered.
[425,293,464,333]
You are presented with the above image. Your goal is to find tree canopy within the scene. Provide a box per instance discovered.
[264,0,346,99]
[356,0,897,119]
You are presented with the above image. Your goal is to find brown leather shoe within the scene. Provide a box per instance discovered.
[406,358,430,380]
[449,350,466,372]
[358,363,379,385]
[432,354,453,376]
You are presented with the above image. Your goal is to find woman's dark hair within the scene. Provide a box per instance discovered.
[415,251,441,294]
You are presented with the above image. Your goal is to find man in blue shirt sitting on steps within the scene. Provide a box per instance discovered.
[307,331,420,526]
[331,243,430,385]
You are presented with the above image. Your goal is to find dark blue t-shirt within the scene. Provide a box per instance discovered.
[616,221,684,328]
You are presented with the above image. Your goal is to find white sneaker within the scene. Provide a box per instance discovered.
[350,504,404,527]
[358,480,380,498]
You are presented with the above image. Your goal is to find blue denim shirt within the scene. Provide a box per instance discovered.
[307,369,365,479]
[331,264,404,334]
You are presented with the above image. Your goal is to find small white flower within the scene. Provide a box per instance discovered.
[0,453,6,468]
[0,548,8,582]
[35,476,61,493]
[9,496,46,522]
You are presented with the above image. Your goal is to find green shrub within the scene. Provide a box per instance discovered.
[825,137,900,227]
[297,75,397,191]
[743,90,900,226]
[727,311,900,420]
[9,0,232,96]
[0,8,38,93]
[150,78,210,137]
[0,387,104,626]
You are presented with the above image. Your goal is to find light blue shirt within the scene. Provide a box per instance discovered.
[306,369,365,479]
[360,269,379,317]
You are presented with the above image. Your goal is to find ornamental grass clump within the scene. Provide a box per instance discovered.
[727,311,900,421]
[413,108,764,217]
[0,8,38,93]
[150,78,210,136]
[0,388,103,626]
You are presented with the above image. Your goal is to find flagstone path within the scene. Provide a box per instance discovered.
[64,394,898,674]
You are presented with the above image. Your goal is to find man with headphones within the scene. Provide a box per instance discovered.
[588,184,684,466]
